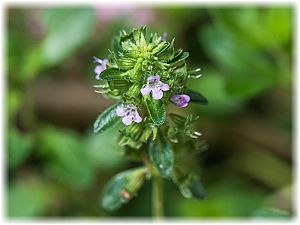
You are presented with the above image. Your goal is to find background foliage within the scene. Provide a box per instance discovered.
[7,5,293,218]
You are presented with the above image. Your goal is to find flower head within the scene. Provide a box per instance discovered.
[140,75,169,100]
[116,103,142,126]
[93,56,108,80]
[171,94,190,107]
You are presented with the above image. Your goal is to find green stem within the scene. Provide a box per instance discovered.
[152,175,164,219]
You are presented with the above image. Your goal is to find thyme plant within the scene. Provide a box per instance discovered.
[92,26,208,218]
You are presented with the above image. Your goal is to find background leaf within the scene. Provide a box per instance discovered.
[252,207,290,218]
[41,7,96,67]
[8,128,33,169]
[21,7,96,77]
[8,179,56,217]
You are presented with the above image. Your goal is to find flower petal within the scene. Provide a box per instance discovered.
[152,89,163,100]
[182,94,190,102]
[133,112,142,123]
[93,56,103,64]
[147,75,160,82]
[160,83,169,91]
[141,85,151,95]
[122,116,133,126]
[103,59,109,65]
[116,106,126,116]
[170,95,177,102]
[95,65,107,78]
[152,75,161,81]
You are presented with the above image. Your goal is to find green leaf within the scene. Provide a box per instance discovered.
[169,113,186,127]
[252,207,291,218]
[188,176,206,199]
[20,8,96,78]
[93,103,121,134]
[84,128,125,170]
[108,80,131,94]
[152,42,169,55]
[8,179,56,217]
[188,68,202,79]
[172,63,188,84]
[172,170,205,200]
[112,36,123,57]
[101,167,148,211]
[8,127,33,169]
[199,23,280,98]
[118,122,150,149]
[157,38,175,61]
[170,51,189,67]
[185,89,208,105]
[38,125,94,187]
[100,68,126,81]
[41,8,96,67]
[187,71,242,116]
[149,132,174,178]
[120,29,133,42]
[116,56,136,70]
[146,99,166,126]
[124,83,143,101]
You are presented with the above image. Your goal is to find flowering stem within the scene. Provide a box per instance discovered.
[152,175,164,219]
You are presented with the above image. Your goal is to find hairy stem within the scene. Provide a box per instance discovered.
[152,175,164,219]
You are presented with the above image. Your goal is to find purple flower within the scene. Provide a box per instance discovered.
[171,94,190,107]
[116,103,142,126]
[162,32,167,41]
[93,56,108,80]
[140,75,169,100]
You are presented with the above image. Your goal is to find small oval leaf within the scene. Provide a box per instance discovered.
[146,99,166,126]
[100,68,126,81]
[149,132,174,178]
[93,103,121,134]
[116,57,136,70]
[101,167,148,211]
[185,89,208,105]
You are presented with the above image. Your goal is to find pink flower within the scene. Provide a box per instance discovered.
[140,75,169,100]
[171,94,190,107]
[93,56,108,80]
[162,32,167,41]
[116,103,142,126]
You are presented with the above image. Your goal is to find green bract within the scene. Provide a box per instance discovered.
[91,26,208,213]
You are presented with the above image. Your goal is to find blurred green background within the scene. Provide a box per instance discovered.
[6,5,293,218]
